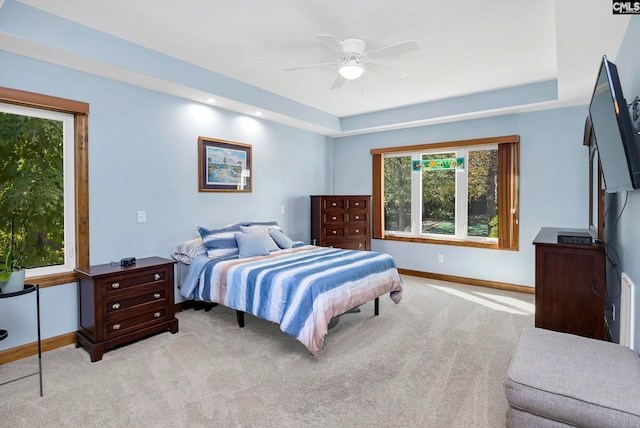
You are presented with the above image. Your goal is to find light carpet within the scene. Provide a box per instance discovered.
[0,275,534,427]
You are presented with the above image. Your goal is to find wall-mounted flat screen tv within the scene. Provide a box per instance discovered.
[588,55,640,193]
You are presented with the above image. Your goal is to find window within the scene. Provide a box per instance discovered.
[371,135,519,250]
[0,104,75,275]
[0,87,89,287]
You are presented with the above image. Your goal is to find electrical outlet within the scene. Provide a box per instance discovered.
[437,254,444,263]
[137,210,146,223]
[281,205,285,215]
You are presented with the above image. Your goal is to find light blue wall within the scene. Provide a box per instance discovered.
[0,51,330,350]
[602,16,640,344]
[333,106,590,287]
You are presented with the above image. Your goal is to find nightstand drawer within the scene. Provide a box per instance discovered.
[103,269,168,294]
[105,307,167,338]
[105,285,167,315]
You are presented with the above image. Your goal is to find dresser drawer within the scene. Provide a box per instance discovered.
[104,285,167,315]
[323,198,346,209]
[324,212,346,223]
[347,226,368,237]
[323,227,345,238]
[328,240,368,251]
[105,307,168,338]
[348,198,369,210]
[103,269,168,294]
[347,211,368,223]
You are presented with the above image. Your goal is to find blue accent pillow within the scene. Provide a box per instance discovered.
[196,222,242,258]
[239,225,280,252]
[235,232,270,258]
[268,227,293,249]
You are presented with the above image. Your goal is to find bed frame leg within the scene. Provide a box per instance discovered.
[236,311,245,328]
[374,297,379,316]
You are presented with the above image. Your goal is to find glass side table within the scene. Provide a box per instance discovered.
[0,284,42,397]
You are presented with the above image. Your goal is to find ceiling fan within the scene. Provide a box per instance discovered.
[283,34,419,89]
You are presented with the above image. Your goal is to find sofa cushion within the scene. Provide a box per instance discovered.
[505,328,640,427]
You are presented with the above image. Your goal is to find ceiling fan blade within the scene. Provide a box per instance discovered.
[368,63,409,79]
[330,74,344,90]
[317,34,346,56]
[367,40,419,60]
[283,62,338,71]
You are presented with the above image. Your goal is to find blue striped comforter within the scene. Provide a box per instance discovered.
[180,245,403,355]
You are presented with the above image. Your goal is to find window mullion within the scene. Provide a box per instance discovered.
[411,153,422,236]
[456,149,468,239]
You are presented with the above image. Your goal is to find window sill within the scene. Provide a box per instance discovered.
[380,234,517,251]
[25,271,78,288]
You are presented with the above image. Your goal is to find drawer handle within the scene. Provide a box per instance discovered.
[358,243,363,248]
[332,216,337,220]
[111,283,120,289]
[355,229,360,233]
[332,230,337,234]
[153,293,161,299]
[154,274,161,280]
[112,303,121,310]
[113,324,121,330]
[354,216,360,220]
[354,202,360,206]
[154,312,161,318]
[331,202,337,206]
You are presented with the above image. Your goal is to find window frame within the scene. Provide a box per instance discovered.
[371,135,519,251]
[0,87,90,287]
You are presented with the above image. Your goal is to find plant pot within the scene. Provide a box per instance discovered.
[0,269,25,294]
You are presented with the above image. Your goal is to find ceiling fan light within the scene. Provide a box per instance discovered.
[339,63,365,80]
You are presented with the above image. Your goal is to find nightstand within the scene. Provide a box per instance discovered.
[75,257,178,362]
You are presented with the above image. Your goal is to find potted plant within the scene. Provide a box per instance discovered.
[0,217,27,293]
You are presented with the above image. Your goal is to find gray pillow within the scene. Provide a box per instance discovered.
[239,225,280,252]
[269,227,293,249]
[235,232,270,258]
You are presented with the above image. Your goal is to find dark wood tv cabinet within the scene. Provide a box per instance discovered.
[533,227,606,340]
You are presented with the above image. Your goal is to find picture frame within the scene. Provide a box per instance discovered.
[198,137,252,192]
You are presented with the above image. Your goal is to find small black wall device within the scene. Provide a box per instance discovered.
[557,231,593,246]
[120,257,136,267]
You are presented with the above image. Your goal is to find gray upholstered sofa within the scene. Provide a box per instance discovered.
[505,327,640,427]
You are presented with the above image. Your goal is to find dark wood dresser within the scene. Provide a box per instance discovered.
[310,195,371,250]
[75,257,178,362]
[533,227,606,340]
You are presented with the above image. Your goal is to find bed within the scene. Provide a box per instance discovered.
[175,229,403,356]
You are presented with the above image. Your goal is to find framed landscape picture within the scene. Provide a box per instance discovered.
[198,137,252,192]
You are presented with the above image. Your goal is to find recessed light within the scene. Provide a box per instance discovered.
[205,98,216,104]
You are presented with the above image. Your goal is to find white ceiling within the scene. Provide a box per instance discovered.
[10,0,632,132]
